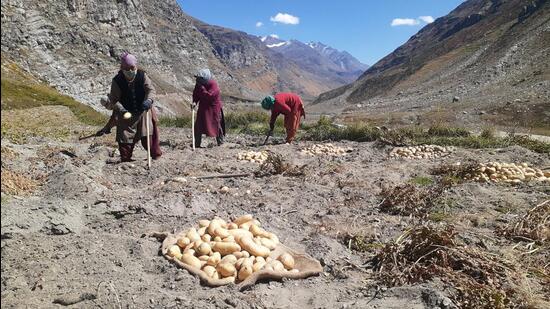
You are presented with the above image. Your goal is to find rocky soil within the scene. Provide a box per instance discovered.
[2,117,549,308]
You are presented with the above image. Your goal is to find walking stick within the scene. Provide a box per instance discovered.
[191,104,196,151]
[146,110,152,169]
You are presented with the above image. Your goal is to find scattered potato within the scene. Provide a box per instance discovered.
[237,151,269,164]
[390,145,454,159]
[301,143,352,156]
[461,162,550,184]
[278,253,295,270]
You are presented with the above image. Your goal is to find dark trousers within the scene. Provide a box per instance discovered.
[119,136,161,162]
[194,126,224,147]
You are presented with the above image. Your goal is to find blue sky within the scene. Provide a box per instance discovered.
[177,0,465,65]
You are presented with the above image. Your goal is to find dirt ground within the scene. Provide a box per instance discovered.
[1,124,549,308]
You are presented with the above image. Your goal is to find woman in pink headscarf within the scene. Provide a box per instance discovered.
[99,52,162,162]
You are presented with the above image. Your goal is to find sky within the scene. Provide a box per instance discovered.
[177,0,465,65]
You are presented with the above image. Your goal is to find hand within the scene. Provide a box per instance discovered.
[142,99,153,110]
[190,102,197,110]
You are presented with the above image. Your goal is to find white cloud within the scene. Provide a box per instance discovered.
[270,13,300,25]
[391,18,420,26]
[419,16,435,23]
[391,16,435,26]
[256,21,263,28]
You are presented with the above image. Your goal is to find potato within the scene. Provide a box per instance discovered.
[201,234,211,242]
[271,260,285,272]
[181,253,202,269]
[222,235,235,243]
[198,255,210,262]
[233,214,254,226]
[216,263,236,278]
[252,260,266,272]
[227,229,253,241]
[221,254,238,265]
[183,242,194,253]
[243,256,255,269]
[278,253,295,270]
[241,251,250,258]
[207,252,221,266]
[202,265,216,278]
[212,242,241,256]
[238,237,271,257]
[214,236,222,242]
[216,228,230,238]
[198,227,207,236]
[253,237,262,245]
[123,112,132,120]
[193,240,204,251]
[233,251,244,259]
[240,220,261,230]
[198,219,210,228]
[186,249,196,256]
[186,228,200,242]
[176,237,190,249]
[238,265,253,281]
[235,258,246,270]
[255,256,266,263]
[260,238,277,250]
[227,223,238,230]
[197,242,212,256]
[168,245,182,258]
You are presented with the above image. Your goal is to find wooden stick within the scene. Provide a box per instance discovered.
[192,105,196,151]
[191,173,252,180]
[146,110,152,169]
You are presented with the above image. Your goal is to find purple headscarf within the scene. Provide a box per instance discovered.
[120,52,137,67]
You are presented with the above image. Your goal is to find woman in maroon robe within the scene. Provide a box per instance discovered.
[192,69,225,147]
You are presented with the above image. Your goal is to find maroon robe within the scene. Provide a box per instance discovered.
[192,79,224,137]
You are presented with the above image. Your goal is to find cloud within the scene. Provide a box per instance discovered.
[270,13,300,25]
[391,18,420,26]
[391,16,435,26]
[256,21,263,27]
[419,16,435,23]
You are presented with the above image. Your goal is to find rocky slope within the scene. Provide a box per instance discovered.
[312,0,550,132]
[0,0,264,115]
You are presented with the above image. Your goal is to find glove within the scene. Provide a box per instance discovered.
[95,127,111,136]
[190,102,197,110]
[195,76,208,85]
[142,99,153,110]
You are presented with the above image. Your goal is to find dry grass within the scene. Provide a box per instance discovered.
[255,152,306,177]
[370,224,527,309]
[1,146,19,161]
[1,169,40,195]
[379,183,447,218]
[431,161,481,185]
[496,200,550,244]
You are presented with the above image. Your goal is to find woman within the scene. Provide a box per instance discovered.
[101,52,162,162]
[192,69,225,147]
[261,93,305,144]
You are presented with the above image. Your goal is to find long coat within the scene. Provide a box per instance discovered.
[192,79,224,137]
[270,93,305,143]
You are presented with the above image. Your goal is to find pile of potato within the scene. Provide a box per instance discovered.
[301,144,352,156]
[390,145,454,159]
[237,151,269,164]
[166,215,299,284]
[467,162,550,184]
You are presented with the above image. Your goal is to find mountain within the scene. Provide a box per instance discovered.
[312,0,549,131]
[1,0,265,115]
[307,42,369,75]
[261,36,369,85]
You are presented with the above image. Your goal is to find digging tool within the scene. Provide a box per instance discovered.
[146,110,152,169]
[191,103,196,151]
[262,129,273,146]
[79,133,99,141]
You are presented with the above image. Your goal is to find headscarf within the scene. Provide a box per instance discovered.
[196,68,212,81]
[120,52,137,67]
[261,96,275,110]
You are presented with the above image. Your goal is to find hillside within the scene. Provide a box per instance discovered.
[312,0,550,134]
[0,0,264,115]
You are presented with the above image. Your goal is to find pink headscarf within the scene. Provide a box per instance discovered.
[120,52,137,67]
